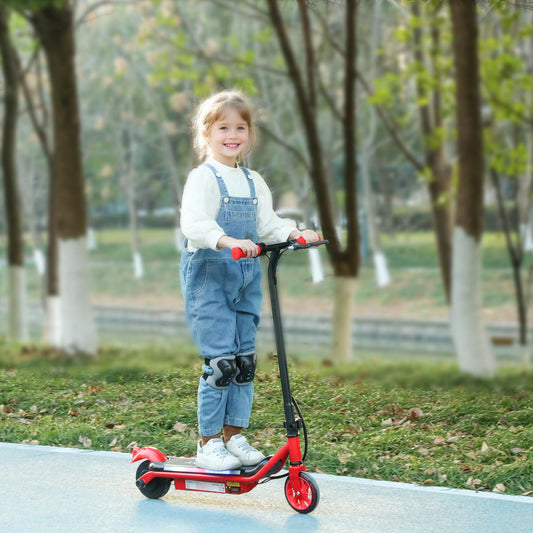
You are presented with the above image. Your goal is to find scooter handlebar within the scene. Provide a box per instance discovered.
[231,236,325,260]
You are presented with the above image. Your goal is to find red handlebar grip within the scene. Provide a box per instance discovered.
[295,235,321,244]
[231,244,262,260]
[231,248,246,260]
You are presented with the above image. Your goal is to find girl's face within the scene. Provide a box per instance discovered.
[205,108,250,167]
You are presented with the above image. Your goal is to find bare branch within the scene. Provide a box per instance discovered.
[75,0,144,27]
[357,70,425,171]
[258,122,310,171]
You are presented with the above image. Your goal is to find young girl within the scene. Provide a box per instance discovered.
[180,89,319,470]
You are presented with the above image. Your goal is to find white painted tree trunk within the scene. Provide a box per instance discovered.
[58,237,97,355]
[450,228,495,377]
[45,295,61,347]
[373,251,391,287]
[331,276,357,361]
[8,266,28,341]
[33,248,46,276]
[87,227,97,251]
[523,207,533,252]
[174,226,184,252]
[133,251,144,279]
[308,247,324,283]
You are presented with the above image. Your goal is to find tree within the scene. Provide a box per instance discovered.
[27,1,97,354]
[481,4,533,354]
[449,0,494,377]
[16,34,60,346]
[411,1,453,301]
[0,5,28,341]
[266,0,361,360]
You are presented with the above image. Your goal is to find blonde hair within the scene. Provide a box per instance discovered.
[191,89,256,162]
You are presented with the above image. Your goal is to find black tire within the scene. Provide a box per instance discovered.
[284,471,320,514]
[135,460,171,499]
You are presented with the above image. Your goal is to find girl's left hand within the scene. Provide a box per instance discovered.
[289,229,320,244]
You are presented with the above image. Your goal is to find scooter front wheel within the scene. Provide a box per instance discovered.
[284,472,320,513]
[135,460,171,499]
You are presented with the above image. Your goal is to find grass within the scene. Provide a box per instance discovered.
[1,340,532,497]
[0,229,518,319]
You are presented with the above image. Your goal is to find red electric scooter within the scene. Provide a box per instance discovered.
[131,237,327,513]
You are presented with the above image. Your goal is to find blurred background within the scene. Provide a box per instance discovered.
[0,0,531,372]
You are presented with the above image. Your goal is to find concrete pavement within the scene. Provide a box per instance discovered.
[1,442,532,533]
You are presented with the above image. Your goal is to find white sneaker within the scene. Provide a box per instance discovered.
[196,438,242,470]
[225,434,266,466]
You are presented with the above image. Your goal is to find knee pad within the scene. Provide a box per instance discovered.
[233,353,257,385]
[202,356,237,389]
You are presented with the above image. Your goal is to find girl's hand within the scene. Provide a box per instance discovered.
[289,229,320,244]
[217,235,260,258]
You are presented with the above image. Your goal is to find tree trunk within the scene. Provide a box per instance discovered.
[267,0,361,361]
[31,3,97,355]
[491,169,527,346]
[123,129,144,279]
[362,0,390,288]
[449,0,494,377]
[18,48,60,345]
[0,5,28,341]
[412,1,453,301]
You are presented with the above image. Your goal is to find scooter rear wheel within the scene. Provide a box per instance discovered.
[136,460,171,499]
[284,472,319,513]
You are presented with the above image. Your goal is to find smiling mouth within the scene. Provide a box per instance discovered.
[224,143,240,149]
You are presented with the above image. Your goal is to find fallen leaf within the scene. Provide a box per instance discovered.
[173,422,188,432]
[338,453,353,464]
[79,436,92,448]
[493,483,506,493]
[408,408,423,420]
[481,442,490,452]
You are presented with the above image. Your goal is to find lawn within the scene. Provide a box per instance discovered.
[1,340,531,497]
[0,228,518,321]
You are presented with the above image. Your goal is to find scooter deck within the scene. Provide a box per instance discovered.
[149,455,278,477]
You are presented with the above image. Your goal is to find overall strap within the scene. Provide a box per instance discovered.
[240,167,256,198]
[203,163,256,198]
[203,163,229,197]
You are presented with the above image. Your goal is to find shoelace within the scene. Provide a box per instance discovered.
[211,444,233,457]
[234,440,255,454]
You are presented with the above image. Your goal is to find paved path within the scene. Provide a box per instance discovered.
[1,443,532,533]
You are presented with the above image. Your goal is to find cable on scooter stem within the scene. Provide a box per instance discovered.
[233,236,325,483]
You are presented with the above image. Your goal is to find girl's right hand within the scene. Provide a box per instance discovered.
[217,236,260,258]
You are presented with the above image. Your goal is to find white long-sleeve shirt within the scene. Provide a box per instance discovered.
[180,158,297,251]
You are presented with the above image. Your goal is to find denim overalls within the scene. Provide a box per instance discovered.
[180,163,262,437]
